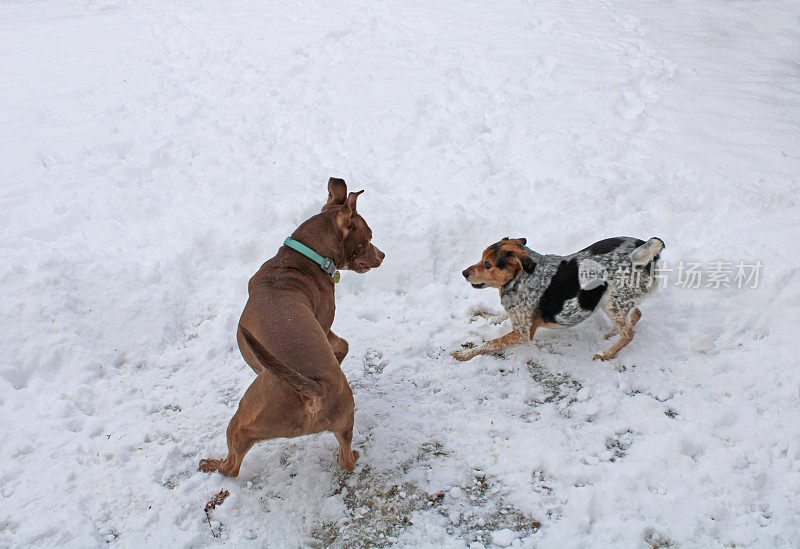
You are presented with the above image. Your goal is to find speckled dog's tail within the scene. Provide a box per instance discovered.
[631,237,665,267]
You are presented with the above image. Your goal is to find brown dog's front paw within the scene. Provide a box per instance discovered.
[451,349,474,361]
[593,352,611,361]
[198,458,221,473]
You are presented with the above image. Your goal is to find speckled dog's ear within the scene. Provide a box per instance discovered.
[519,255,536,273]
[498,249,536,274]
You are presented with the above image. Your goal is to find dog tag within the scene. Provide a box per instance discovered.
[333,271,340,283]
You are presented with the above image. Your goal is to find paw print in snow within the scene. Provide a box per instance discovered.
[363,349,386,375]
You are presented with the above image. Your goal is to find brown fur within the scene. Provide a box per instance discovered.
[453,308,546,361]
[594,307,642,360]
[453,237,552,361]
[461,237,532,289]
[456,236,662,361]
[199,178,384,477]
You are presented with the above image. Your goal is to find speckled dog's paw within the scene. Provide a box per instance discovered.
[467,308,492,322]
[451,349,475,361]
[468,308,506,325]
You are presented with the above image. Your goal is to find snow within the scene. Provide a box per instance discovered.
[1,0,799,546]
[490,529,517,547]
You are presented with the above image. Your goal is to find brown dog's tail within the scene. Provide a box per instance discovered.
[238,326,325,398]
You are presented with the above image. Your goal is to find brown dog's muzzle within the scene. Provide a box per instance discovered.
[353,244,385,273]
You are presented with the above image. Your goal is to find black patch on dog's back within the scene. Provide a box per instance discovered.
[584,237,625,255]
[578,284,607,311]
[539,259,580,322]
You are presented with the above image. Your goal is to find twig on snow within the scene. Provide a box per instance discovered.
[204,489,230,538]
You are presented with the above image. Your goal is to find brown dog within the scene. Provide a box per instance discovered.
[199,178,384,477]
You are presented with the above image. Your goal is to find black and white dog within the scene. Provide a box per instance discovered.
[453,236,664,361]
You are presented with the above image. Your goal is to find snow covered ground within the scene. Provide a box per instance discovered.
[2,0,799,546]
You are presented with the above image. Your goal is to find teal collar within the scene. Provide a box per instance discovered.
[283,237,340,283]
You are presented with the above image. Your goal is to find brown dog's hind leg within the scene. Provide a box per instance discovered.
[218,422,257,477]
[205,302,356,477]
[334,414,359,472]
[326,330,349,364]
[199,373,303,477]
[594,307,642,361]
[199,416,257,477]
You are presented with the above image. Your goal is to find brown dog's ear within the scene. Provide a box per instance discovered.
[501,236,527,246]
[322,177,348,212]
[333,191,361,232]
[345,190,363,213]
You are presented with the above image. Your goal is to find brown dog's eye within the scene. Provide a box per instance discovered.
[484,261,492,269]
